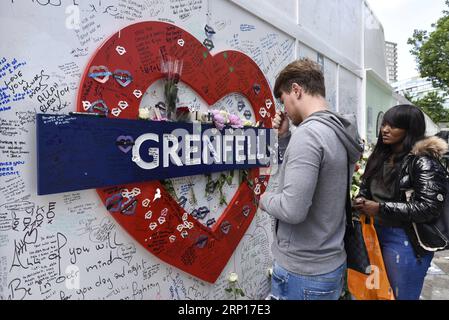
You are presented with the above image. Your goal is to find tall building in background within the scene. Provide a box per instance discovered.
[393,76,449,108]
[385,41,398,83]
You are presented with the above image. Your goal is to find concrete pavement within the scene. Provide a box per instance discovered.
[421,251,449,300]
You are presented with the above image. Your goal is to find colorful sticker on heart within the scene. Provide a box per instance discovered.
[121,198,137,216]
[106,193,123,212]
[116,135,134,154]
[89,66,111,83]
[113,69,133,87]
[89,100,109,115]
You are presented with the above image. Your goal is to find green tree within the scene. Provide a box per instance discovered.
[406,91,449,124]
[408,1,449,91]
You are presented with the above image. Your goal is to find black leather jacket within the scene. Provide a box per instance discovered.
[358,137,448,258]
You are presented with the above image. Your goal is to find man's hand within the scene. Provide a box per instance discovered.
[272,110,290,137]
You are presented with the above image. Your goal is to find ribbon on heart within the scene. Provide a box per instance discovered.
[89,66,112,84]
[77,21,274,283]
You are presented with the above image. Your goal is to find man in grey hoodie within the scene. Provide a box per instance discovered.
[260,59,363,300]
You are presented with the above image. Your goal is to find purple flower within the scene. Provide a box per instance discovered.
[228,114,244,129]
[211,110,226,130]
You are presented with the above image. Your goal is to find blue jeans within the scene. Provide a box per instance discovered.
[375,225,434,300]
[270,261,346,300]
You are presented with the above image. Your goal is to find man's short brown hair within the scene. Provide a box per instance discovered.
[273,58,326,99]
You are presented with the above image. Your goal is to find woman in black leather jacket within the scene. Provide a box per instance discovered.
[353,104,448,300]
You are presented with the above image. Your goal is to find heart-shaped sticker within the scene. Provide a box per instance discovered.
[118,101,128,110]
[116,135,134,154]
[116,46,127,55]
[265,99,273,109]
[113,69,133,87]
[77,21,274,283]
[204,24,216,36]
[220,221,231,235]
[89,100,109,116]
[237,100,245,112]
[111,108,122,117]
[89,66,111,84]
[121,198,137,216]
[133,90,143,99]
[195,235,208,249]
[106,193,123,212]
[82,101,91,111]
[203,38,214,51]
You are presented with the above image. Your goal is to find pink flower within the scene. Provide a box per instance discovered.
[211,110,226,130]
[152,115,168,121]
[228,114,244,129]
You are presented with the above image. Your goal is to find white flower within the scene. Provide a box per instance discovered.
[219,110,229,123]
[228,272,239,283]
[139,107,151,120]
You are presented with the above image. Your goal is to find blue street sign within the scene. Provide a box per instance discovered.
[36,114,277,195]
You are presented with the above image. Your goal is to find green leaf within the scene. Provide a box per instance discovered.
[408,6,449,98]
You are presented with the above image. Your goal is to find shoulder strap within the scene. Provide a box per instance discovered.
[346,154,354,228]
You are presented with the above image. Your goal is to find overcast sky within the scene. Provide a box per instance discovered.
[366,0,447,81]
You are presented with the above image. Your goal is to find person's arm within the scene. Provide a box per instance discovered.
[356,177,372,200]
[260,126,322,224]
[380,156,447,223]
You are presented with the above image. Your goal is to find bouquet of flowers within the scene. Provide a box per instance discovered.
[351,142,373,199]
[161,57,187,122]
[210,109,253,130]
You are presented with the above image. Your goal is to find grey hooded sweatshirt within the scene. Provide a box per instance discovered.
[260,110,363,276]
